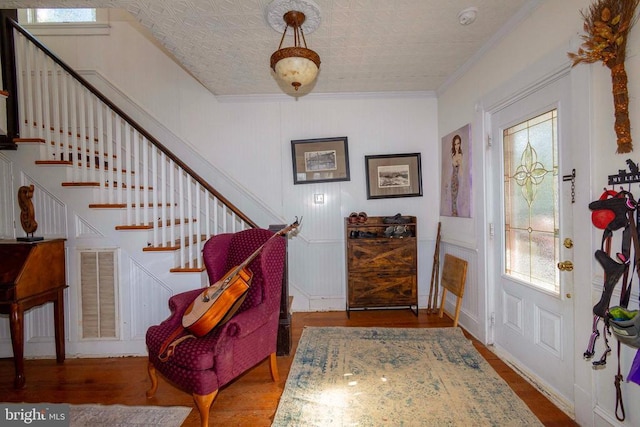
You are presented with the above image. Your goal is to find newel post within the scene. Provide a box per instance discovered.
[0,9,19,150]
[269,224,292,356]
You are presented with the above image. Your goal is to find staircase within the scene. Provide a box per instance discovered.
[0,17,266,357]
[10,18,256,265]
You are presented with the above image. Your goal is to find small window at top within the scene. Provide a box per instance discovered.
[29,8,97,24]
[19,8,108,36]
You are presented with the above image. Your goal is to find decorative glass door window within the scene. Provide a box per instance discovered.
[503,109,559,294]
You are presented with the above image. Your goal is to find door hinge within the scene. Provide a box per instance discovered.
[489,223,494,239]
[490,312,496,326]
[487,134,492,147]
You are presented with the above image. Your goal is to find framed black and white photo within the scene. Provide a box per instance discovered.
[291,137,350,184]
[365,153,423,199]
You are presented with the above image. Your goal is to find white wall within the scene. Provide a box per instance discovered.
[438,0,640,425]
[32,9,441,313]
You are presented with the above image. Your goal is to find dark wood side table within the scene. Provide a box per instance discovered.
[0,238,67,388]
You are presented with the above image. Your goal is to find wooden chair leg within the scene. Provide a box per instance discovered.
[269,352,279,382]
[438,290,447,319]
[146,361,158,399]
[193,390,218,427]
[452,298,462,328]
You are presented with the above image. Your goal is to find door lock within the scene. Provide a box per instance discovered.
[557,261,574,271]
[563,238,573,249]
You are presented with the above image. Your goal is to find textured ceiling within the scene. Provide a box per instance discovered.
[0,0,535,97]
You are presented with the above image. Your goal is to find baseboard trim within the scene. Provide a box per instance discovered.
[491,344,575,419]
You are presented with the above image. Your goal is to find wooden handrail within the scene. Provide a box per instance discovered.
[5,16,258,229]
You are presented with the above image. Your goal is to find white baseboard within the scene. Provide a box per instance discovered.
[492,344,575,419]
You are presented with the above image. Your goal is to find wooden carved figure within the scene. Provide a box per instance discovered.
[17,184,42,241]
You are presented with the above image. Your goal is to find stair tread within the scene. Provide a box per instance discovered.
[170,267,206,273]
[26,120,100,143]
[61,182,151,189]
[48,140,116,156]
[105,183,152,189]
[143,235,207,252]
[35,160,73,165]
[14,137,45,143]
[115,224,152,230]
[36,155,129,173]
[89,203,175,209]
[170,260,206,273]
[115,218,197,230]
[62,182,100,187]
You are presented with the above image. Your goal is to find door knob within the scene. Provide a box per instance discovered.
[557,261,574,271]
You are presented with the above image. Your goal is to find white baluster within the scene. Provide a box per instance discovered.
[24,37,35,139]
[68,79,78,180]
[142,136,149,227]
[105,107,114,204]
[33,47,44,143]
[185,177,192,268]
[195,182,203,269]
[87,92,96,183]
[159,151,168,249]
[114,116,123,205]
[78,85,87,182]
[151,145,159,248]
[204,192,211,239]
[39,49,53,159]
[14,31,26,137]
[96,100,105,200]
[169,157,176,252]
[60,70,70,164]
[124,122,132,224]
[132,129,141,225]
[50,62,61,160]
[213,195,219,235]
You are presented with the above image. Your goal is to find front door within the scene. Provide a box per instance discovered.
[489,74,574,403]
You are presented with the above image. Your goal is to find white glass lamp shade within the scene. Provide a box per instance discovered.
[271,46,320,91]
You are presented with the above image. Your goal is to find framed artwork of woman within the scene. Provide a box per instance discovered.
[440,124,471,218]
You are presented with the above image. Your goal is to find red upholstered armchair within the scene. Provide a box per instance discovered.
[145,228,286,427]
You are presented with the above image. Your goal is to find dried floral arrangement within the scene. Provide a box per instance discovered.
[568,0,640,153]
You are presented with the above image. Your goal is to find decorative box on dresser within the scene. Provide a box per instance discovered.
[345,216,417,316]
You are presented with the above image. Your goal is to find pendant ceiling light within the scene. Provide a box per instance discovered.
[267,0,321,93]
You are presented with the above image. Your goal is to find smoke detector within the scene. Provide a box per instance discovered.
[458,7,478,25]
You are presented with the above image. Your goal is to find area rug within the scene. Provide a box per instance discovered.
[69,404,191,426]
[272,327,543,426]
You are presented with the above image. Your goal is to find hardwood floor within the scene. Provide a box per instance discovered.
[0,309,578,426]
